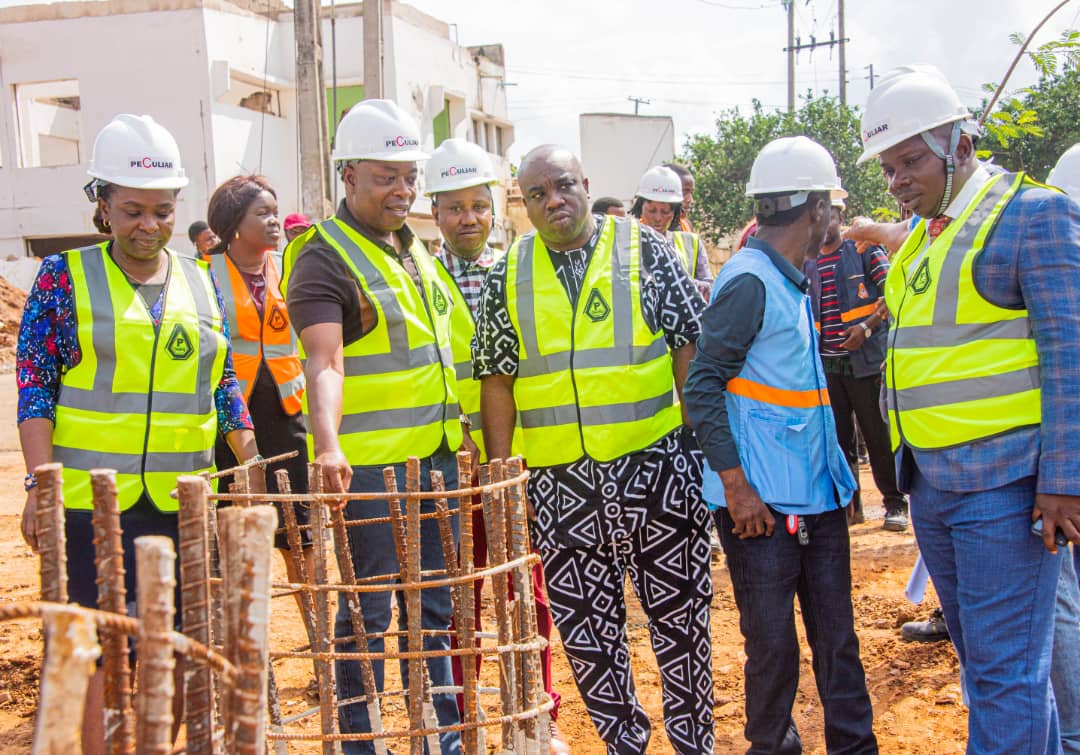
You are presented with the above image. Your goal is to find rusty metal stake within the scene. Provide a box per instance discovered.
[32,605,101,755]
[35,463,67,604]
[134,536,177,755]
[91,469,135,755]
[308,465,338,755]
[219,505,276,754]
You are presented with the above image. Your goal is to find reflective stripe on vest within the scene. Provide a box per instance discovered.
[432,248,523,463]
[672,231,699,274]
[727,376,831,408]
[211,252,304,415]
[506,216,681,466]
[308,219,462,464]
[884,172,1041,452]
[53,244,226,512]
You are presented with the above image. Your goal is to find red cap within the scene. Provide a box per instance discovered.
[283,213,311,231]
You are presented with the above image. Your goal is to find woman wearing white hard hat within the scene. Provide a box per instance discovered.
[630,165,713,297]
[16,113,260,752]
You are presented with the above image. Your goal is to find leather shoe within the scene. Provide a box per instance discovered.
[901,607,950,642]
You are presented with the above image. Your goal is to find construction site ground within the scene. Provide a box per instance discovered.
[0,370,968,753]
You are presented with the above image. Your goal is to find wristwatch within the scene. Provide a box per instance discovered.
[459,413,472,430]
[860,322,873,338]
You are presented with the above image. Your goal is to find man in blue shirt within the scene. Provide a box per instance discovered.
[685,136,877,755]
[859,65,1080,755]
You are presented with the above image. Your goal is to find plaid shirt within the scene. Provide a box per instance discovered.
[432,244,496,318]
[898,182,1080,497]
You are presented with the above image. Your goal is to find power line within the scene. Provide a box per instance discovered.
[507,67,789,86]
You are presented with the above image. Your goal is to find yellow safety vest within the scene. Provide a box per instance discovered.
[505,216,682,467]
[287,219,462,465]
[211,252,304,415]
[672,230,700,274]
[884,172,1042,452]
[54,244,227,512]
[432,249,524,463]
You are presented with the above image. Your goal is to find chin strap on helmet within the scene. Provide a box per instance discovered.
[921,120,964,217]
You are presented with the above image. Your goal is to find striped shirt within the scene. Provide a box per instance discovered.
[816,239,889,357]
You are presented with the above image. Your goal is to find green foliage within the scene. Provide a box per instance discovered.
[680,93,892,241]
[977,29,1080,178]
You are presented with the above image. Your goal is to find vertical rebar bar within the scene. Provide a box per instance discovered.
[91,469,135,755]
[507,457,543,751]
[309,465,338,755]
[32,606,100,755]
[134,536,177,755]
[480,461,518,751]
[219,506,276,755]
[402,458,425,755]
[35,463,67,604]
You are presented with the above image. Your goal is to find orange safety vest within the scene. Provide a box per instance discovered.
[211,252,304,416]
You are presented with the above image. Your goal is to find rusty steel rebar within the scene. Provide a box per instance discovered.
[330,504,390,755]
[175,475,215,755]
[400,459,425,755]
[430,469,480,754]
[276,469,318,646]
[308,465,338,755]
[454,450,485,751]
[507,456,546,752]
[34,463,67,604]
[134,536,177,755]
[89,469,135,755]
[480,461,519,752]
[32,605,101,755]
[219,505,276,754]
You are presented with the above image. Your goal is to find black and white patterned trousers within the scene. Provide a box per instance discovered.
[540,492,715,754]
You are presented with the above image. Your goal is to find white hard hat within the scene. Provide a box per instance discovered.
[857,65,971,165]
[635,166,683,203]
[423,138,498,196]
[1048,143,1080,201]
[332,99,428,163]
[746,136,845,198]
[86,114,188,190]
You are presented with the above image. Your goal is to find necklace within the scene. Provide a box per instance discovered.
[114,249,168,285]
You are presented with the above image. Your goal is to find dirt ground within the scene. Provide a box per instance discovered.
[0,369,968,753]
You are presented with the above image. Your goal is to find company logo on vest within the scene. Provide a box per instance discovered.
[584,288,610,322]
[431,282,449,315]
[268,304,288,332]
[165,324,194,360]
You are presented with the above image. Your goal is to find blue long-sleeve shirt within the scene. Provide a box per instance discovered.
[898,186,1080,496]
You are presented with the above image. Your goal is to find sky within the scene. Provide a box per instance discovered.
[397,0,1080,162]
[3,0,1076,163]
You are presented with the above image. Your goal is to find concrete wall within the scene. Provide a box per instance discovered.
[0,5,212,257]
[579,114,675,207]
[0,0,514,255]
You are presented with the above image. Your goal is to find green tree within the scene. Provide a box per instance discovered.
[681,93,893,242]
[976,30,1080,178]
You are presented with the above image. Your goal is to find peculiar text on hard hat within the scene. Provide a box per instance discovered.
[385,136,420,149]
[441,166,478,178]
[863,123,889,142]
[130,157,175,170]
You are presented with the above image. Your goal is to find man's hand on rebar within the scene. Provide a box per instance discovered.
[316,448,353,511]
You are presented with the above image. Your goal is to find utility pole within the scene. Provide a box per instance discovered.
[785,0,795,113]
[293,0,329,218]
[865,63,876,90]
[628,96,651,115]
[783,9,850,105]
[838,0,846,105]
[363,0,385,98]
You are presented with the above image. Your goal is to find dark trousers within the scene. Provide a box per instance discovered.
[822,359,904,511]
[715,506,877,755]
